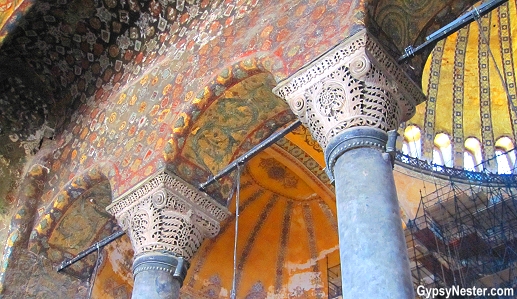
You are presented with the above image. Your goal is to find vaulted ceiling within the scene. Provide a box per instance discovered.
[0,0,509,298]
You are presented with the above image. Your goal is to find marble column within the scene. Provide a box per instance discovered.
[273,29,426,299]
[107,169,230,299]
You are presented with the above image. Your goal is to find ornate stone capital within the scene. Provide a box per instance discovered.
[106,169,230,261]
[273,29,426,150]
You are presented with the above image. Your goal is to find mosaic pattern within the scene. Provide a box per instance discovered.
[301,203,324,298]
[0,164,48,293]
[478,14,496,163]
[372,0,479,76]
[411,3,517,170]
[499,2,517,143]
[418,39,443,159]
[0,59,51,141]
[234,194,279,288]
[166,68,294,201]
[275,201,292,292]
[452,27,469,166]
[1,248,88,298]
[275,138,332,191]
[186,177,264,289]
[183,154,337,298]
[29,164,117,253]
[259,158,298,189]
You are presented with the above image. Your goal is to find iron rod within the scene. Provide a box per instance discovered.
[398,0,507,62]
[199,119,302,191]
[56,230,125,272]
[57,119,303,271]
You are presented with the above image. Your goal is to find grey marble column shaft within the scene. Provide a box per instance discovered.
[331,129,413,299]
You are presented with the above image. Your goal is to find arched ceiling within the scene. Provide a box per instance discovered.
[2,0,513,298]
[407,0,517,168]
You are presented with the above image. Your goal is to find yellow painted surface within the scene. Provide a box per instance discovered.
[415,1,517,158]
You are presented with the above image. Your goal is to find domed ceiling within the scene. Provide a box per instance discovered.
[406,0,517,169]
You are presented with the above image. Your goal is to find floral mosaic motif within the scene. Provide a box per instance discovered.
[28,163,118,257]
[259,158,298,188]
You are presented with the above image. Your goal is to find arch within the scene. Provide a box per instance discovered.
[0,163,49,294]
[165,55,294,202]
[167,54,288,147]
[28,162,120,255]
[433,133,452,167]
[371,0,479,79]
[495,136,516,174]
[403,125,422,158]
[464,137,483,172]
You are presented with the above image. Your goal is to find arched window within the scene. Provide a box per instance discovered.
[464,137,483,172]
[495,137,515,174]
[433,133,453,167]
[403,125,421,158]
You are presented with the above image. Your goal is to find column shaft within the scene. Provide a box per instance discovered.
[132,269,180,299]
[334,146,413,299]
[131,252,186,299]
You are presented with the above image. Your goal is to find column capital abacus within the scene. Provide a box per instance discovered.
[106,169,230,262]
[273,29,426,151]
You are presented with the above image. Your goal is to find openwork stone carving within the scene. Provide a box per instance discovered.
[273,29,426,150]
[107,169,230,261]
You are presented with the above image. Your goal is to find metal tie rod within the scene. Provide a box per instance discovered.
[398,0,507,63]
[57,119,302,271]
[57,230,125,272]
[199,119,302,191]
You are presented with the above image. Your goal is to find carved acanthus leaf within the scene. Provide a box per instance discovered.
[273,29,425,150]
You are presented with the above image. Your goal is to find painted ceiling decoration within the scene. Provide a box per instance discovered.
[406,0,517,170]
[370,0,480,78]
[0,0,509,298]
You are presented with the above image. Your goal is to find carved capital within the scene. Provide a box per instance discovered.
[106,170,230,261]
[273,29,426,150]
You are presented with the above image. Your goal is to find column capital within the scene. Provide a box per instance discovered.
[106,169,230,262]
[273,29,426,150]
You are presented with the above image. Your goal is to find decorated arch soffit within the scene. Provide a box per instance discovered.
[26,162,120,279]
[165,57,296,202]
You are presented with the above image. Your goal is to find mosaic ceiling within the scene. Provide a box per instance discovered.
[407,0,517,168]
[0,0,500,297]
[0,0,480,206]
